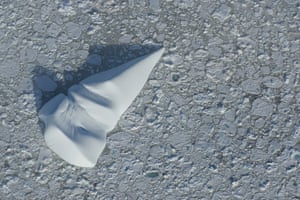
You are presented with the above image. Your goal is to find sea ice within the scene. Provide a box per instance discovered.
[39,48,164,167]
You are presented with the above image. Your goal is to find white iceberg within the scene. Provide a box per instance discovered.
[39,48,164,167]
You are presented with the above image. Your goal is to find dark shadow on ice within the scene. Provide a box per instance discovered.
[32,44,162,133]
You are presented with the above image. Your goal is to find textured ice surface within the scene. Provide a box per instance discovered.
[1,1,300,199]
[39,48,164,167]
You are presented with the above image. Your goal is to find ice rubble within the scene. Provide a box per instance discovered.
[39,48,164,167]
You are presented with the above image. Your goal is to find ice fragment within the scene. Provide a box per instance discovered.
[65,22,82,39]
[20,48,38,63]
[262,76,283,88]
[251,98,273,117]
[213,4,231,22]
[86,54,102,66]
[47,23,61,37]
[150,0,160,11]
[35,75,57,92]
[241,79,261,95]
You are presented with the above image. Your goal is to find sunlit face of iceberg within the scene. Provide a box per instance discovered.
[39,48,164,167]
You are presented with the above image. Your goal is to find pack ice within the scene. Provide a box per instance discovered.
[39,48,164,167]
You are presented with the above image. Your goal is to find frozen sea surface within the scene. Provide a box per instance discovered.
[0,0,299,199]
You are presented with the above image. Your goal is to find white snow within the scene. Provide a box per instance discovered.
[39,48,164,167]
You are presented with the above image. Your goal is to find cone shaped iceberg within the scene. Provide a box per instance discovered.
[39,48,164,167]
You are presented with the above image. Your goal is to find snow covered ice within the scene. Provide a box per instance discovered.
[39,48,164,167]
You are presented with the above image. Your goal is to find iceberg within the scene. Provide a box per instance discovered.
[39,48,165,167]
